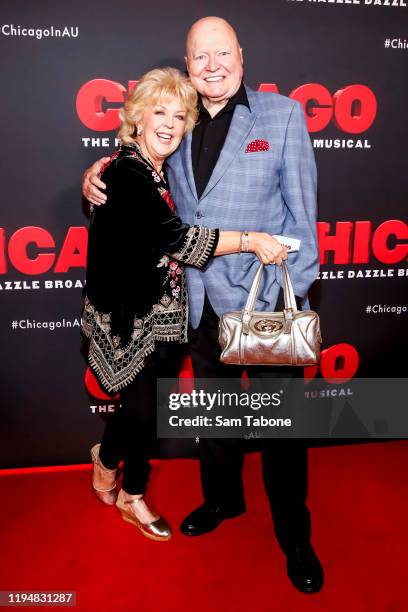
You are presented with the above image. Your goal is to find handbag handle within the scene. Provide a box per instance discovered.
[242,262,298,334]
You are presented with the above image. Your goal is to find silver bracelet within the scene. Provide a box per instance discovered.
[240,231,249,253]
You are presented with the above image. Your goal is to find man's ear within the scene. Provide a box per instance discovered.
[239,47,243,64]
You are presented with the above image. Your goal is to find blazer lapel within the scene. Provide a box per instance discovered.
[179,132,198,201]
[200,102,258,200]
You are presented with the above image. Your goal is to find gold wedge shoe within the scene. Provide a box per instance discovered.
[90,443,117,506]
[115,489,172,541]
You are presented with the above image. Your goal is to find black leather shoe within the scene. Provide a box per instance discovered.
[286,543,324,594]
[180,504,245,536]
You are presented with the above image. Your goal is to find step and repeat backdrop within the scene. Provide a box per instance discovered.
[1,0,407,468]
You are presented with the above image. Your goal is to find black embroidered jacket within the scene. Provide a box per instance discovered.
[81,143,219,392]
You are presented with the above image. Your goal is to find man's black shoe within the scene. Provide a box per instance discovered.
[180,504,246,536]
[286,543,324,594]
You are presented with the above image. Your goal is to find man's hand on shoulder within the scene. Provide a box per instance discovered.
[82,157,109,206]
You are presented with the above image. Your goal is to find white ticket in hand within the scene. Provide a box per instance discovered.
[272,235,301,252]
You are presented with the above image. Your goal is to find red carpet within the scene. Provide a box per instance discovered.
[1,442,408,611]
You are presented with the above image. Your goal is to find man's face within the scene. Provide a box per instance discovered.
[186,22,243,105]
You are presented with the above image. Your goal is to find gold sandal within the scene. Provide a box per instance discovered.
[115,489,172,541]
[90,443,117,506]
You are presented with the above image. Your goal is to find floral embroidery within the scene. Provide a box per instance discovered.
[168,260,182,300]
[157,255,170,268]
[155,255,181,301]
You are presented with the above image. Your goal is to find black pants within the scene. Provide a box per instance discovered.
[98,344,183,495]
[188,293,311,553]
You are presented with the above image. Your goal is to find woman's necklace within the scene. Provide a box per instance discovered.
[150,165,165,184]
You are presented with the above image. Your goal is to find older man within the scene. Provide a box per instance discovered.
[83,17,323,594]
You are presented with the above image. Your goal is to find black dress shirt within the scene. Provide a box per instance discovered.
[192,81,250,199]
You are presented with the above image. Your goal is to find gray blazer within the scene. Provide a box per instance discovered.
[166,86,319,329]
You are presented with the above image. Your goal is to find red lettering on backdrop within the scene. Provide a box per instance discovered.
[8,227,56,275]
[317,222,353,264]
[75,79,126,131]
[317,220,408,265]
[1,221,406,274]
[127,80,139,94]
[352,221,372,264]
[1,226,88,274]
[304,344,359,384]
[333,85,377,135]
[76,80,377,134]
[258,83,279,93]
[85,368,120,400]
[0,229,7,274]
[54,227,88,273]
[320,344,360,384]
[289,84,377,134]
[290,84,333,133]
[371,220,408,264]
[178,354,194,394]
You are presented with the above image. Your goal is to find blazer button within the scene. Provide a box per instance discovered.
[196,210,204,218]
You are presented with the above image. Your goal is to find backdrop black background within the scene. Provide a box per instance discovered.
[1,0,407,468]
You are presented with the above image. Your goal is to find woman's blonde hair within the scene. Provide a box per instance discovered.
[118,67,198,143]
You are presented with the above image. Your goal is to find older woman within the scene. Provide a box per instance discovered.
[82,67,286,542]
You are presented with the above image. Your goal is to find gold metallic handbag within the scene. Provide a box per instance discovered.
[219,262,321,366]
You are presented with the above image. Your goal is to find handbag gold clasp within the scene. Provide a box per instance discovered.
[254,319,284,334]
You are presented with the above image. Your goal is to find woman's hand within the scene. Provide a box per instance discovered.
[214,231,288,264]
[248,232,288,266]
[82,158,110,206]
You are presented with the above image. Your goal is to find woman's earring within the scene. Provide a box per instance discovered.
[137,126,143,136]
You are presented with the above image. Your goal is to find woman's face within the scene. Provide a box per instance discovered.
[136,96,186,169]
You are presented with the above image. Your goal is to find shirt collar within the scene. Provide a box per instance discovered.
[198,81,250,118]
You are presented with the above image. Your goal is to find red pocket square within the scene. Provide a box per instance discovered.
[245,139,270,153]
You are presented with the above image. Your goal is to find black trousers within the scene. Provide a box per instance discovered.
[188,293,311,553]
[98,344,183,495]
